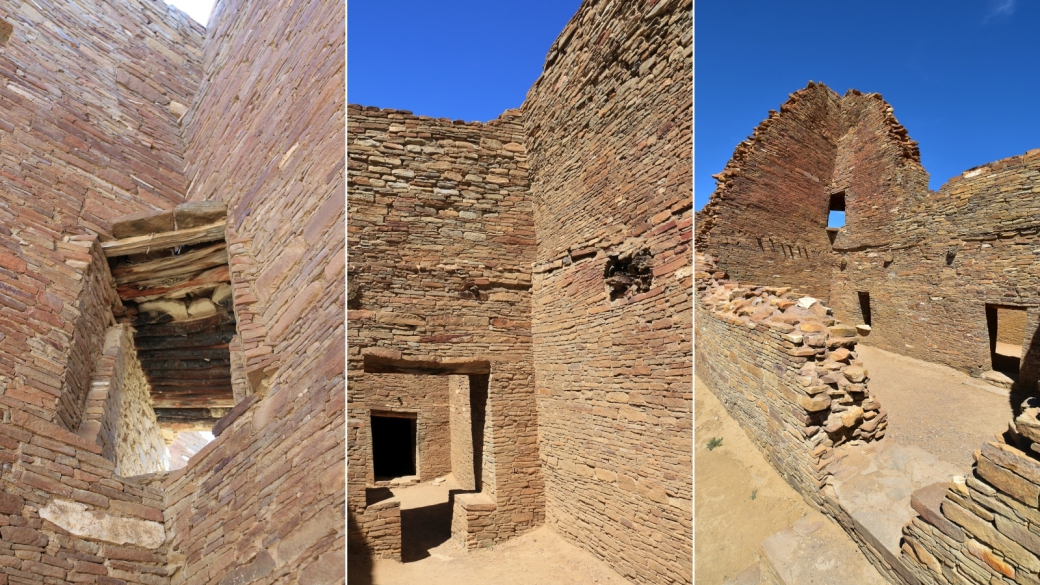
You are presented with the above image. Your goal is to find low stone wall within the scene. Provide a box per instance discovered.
[0,409,169,583]
[695,253,887,505]
[900,406,1040,585]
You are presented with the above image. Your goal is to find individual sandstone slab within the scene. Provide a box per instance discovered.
[39,499,166,549]
[111,201,227,238]
[102,222,226,257]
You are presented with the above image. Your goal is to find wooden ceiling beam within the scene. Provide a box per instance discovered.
[102,222,226,257]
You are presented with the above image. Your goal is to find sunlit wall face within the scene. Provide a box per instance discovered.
[165,0,215,26]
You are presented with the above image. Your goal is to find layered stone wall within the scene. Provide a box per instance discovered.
[0,0,201,432]
[347,105,541,552]
[164,0,346,581]
[829,150,1040,384]
[522,0,692,582]
[0,409,171,584]
[695,254,887,504]
[365,374,451,482]
[900,406,1040,585]
[80,324,167,476]
[695,83,841,301]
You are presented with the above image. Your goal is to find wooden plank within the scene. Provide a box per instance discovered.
[137,348,229,360]
[362,354,491,375]
[117,265,230,300]
[111,244,227,284]
[136,359,232,370]
[134,329,236,350]
[102,222,226,257]
[133,313,234,337]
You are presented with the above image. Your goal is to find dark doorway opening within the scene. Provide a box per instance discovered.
[469,374,488,491]
[371,413,417,479]
[858,292,872,327]
[987,304,1026,380]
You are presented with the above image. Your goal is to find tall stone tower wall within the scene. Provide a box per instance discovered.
[523,0,693,582]
[162,0,346,581]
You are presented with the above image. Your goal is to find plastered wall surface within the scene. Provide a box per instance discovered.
[523,1,693,582]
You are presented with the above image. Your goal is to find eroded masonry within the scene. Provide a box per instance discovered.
[0,0,343,583]
[697,82,1040,584]
[347,0,692,583]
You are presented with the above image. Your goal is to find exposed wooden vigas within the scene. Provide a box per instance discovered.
[106,204,235,426]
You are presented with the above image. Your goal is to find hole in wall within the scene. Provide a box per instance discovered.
[371,412,417,480]
[604,249,653,301]
[858,291,872,327]
[0,19,12,45]
[987,304,1026,380]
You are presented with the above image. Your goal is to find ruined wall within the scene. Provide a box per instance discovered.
[163,0,345,581]
[347,105,540,551]
[829,150,1040,382]
[695,254,887,502]
[0,408,171,584]
[522,1,692,582]
[696,83,840,301]
[900,406,1040,585]
[80,324,166,476]
[365,374,452,482]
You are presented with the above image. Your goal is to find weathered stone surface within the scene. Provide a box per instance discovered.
[39,499,165,549]
[977,455,1040,506]
[910,482,966,542]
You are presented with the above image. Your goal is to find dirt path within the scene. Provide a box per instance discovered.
[348,477,630,585]
[695,376,813,585]
[856,344,1011,471]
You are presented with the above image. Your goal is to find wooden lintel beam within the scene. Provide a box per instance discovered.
[102,222,226,257]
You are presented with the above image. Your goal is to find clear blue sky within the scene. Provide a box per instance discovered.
[696,0,1040,211]
[348,1,582,122]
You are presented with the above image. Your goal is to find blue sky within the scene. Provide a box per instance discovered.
[696,0,1040,211]
[348,0,582,122]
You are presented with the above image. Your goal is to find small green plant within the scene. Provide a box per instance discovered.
[750,489,758,500]
[707,437,723,451]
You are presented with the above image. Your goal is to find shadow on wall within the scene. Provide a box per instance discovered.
[347,510,375,585]
[1011,310,1040,418]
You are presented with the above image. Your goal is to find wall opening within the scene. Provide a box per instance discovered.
[858,292,872,327]
[371,412,417,480]
[986,304,1026,379]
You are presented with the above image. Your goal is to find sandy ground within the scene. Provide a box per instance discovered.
[348,477,630,585]
[695,376,813,585]
[857,344,1012,471]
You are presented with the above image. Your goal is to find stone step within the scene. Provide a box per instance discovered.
[757,512,890,585]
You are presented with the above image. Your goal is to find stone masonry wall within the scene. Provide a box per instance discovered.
[522,0,692,582]
[899,404,1040,585]
[0,0,202,432]
[365,374,451,482]
[80,324,166,477]
[695,253,887,504]
[347,104,541,551]
[163,0,346,582]
[0,408,171,584]
[829,149,1040,385]
[695,83,841,302]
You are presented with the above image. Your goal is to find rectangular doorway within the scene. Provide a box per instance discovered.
[986,304,1026,378]
[858,292,872,327]
[370,412,417,480]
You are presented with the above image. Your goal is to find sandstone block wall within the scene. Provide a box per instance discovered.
[695,254,887,505]
[80,324,167,477]
[829,150,1040,385]
[695,84,841,301]
[347,104,541,551]
[900,412,1040,585]
[365,374,451,482]
[0,409,171,584]
[522,0,692,582]
[164,0,346,581]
